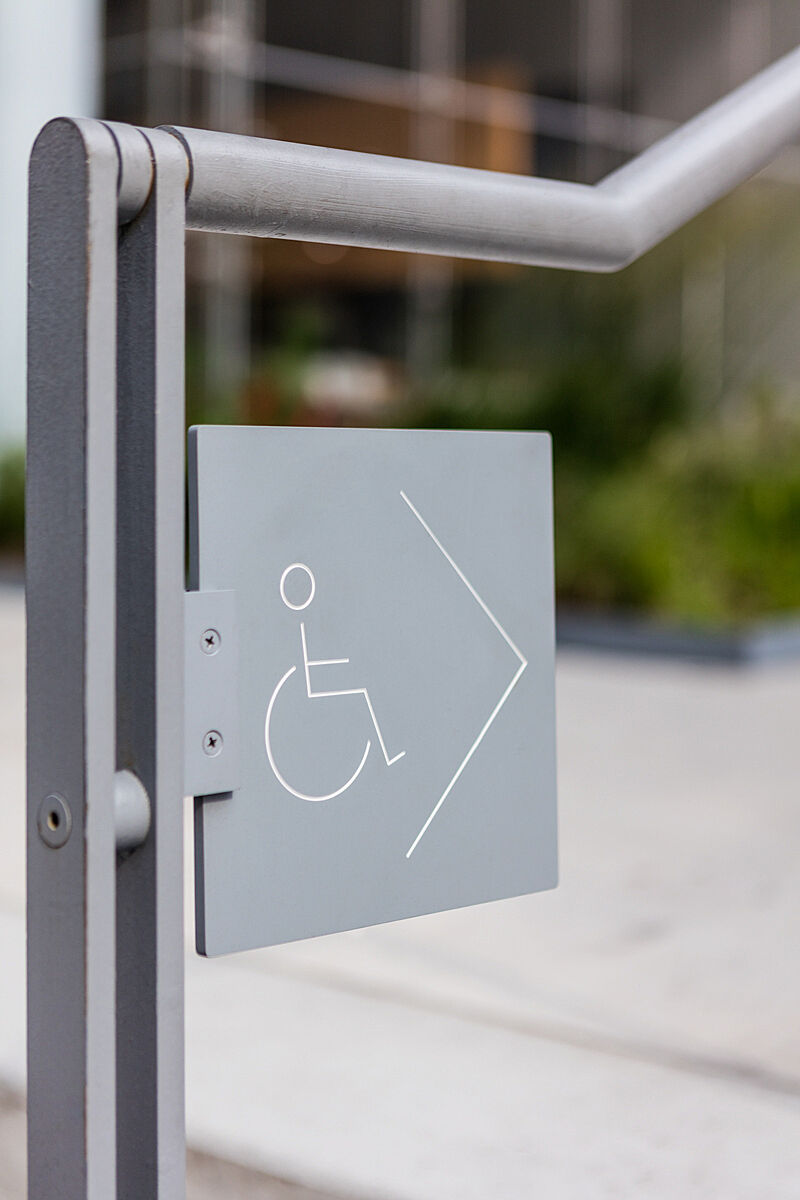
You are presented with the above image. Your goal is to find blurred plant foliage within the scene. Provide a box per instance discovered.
[411,365,800,624]
[407,261,800,627]
[184,257,800,627]
[5,188,790,627]
[555,398,800,623]
[0,448,24,556]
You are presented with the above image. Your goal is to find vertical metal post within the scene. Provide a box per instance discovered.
[27,118,120,1200]
[114,126,187,1199]
[28,116,187,1200]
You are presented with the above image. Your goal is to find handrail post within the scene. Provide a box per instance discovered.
[27,116,120,1200]
[114,126,187,1200]
[27,118,187,1200]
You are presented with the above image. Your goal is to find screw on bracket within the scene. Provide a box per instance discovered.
[203,730,223,757]
[200,628,221,654]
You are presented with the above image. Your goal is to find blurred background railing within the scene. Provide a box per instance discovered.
[3,0,800,629]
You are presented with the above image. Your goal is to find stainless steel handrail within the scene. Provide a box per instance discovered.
[162,43,800,271]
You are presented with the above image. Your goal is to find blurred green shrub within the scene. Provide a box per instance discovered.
[555,399,800,624]
[527,354,690,474]
[409,353,690,466]
[0,448,24,555]
[408,359,800,625]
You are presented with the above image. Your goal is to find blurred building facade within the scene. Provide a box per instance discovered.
[0,0,102,445]
[98,1,800,420]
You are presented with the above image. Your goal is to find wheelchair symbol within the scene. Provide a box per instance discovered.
[264,563,405,802]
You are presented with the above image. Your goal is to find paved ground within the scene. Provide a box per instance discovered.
[2,583,800,1197]
[0,1088,340,1200]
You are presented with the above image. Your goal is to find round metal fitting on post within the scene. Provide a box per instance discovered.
[114,769,152,854]
[36,794,73,849]
[101,121,155,224]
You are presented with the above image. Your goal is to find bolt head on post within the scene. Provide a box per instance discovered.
[203,730,223,757]
[201,628,221,654]
[36,794,73,849]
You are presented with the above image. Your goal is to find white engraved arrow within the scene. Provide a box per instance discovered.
[400,491,528,858]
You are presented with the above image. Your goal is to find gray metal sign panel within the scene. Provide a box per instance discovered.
[189,425,557,955]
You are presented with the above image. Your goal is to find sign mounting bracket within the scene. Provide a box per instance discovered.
[184,589,241,798]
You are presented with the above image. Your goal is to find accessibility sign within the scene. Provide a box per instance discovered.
[189,425,557,954]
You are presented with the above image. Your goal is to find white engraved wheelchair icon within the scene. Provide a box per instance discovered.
[264,563,405,802]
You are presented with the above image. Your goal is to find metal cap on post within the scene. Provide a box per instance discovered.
[103,121,155,224]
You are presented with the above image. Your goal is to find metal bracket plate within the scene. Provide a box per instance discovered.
[184,590,240,796]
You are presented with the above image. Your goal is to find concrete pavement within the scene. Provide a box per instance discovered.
[0,1088,340,1200]
[2,584,800,1197]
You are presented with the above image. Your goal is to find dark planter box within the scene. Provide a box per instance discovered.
[556,606,800,665]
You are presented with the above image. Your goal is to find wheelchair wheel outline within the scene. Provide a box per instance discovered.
[265,664,371,802]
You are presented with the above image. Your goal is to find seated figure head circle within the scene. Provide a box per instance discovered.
[280,563,315,611]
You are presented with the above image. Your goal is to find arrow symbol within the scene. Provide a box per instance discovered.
[400,491,528,858]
